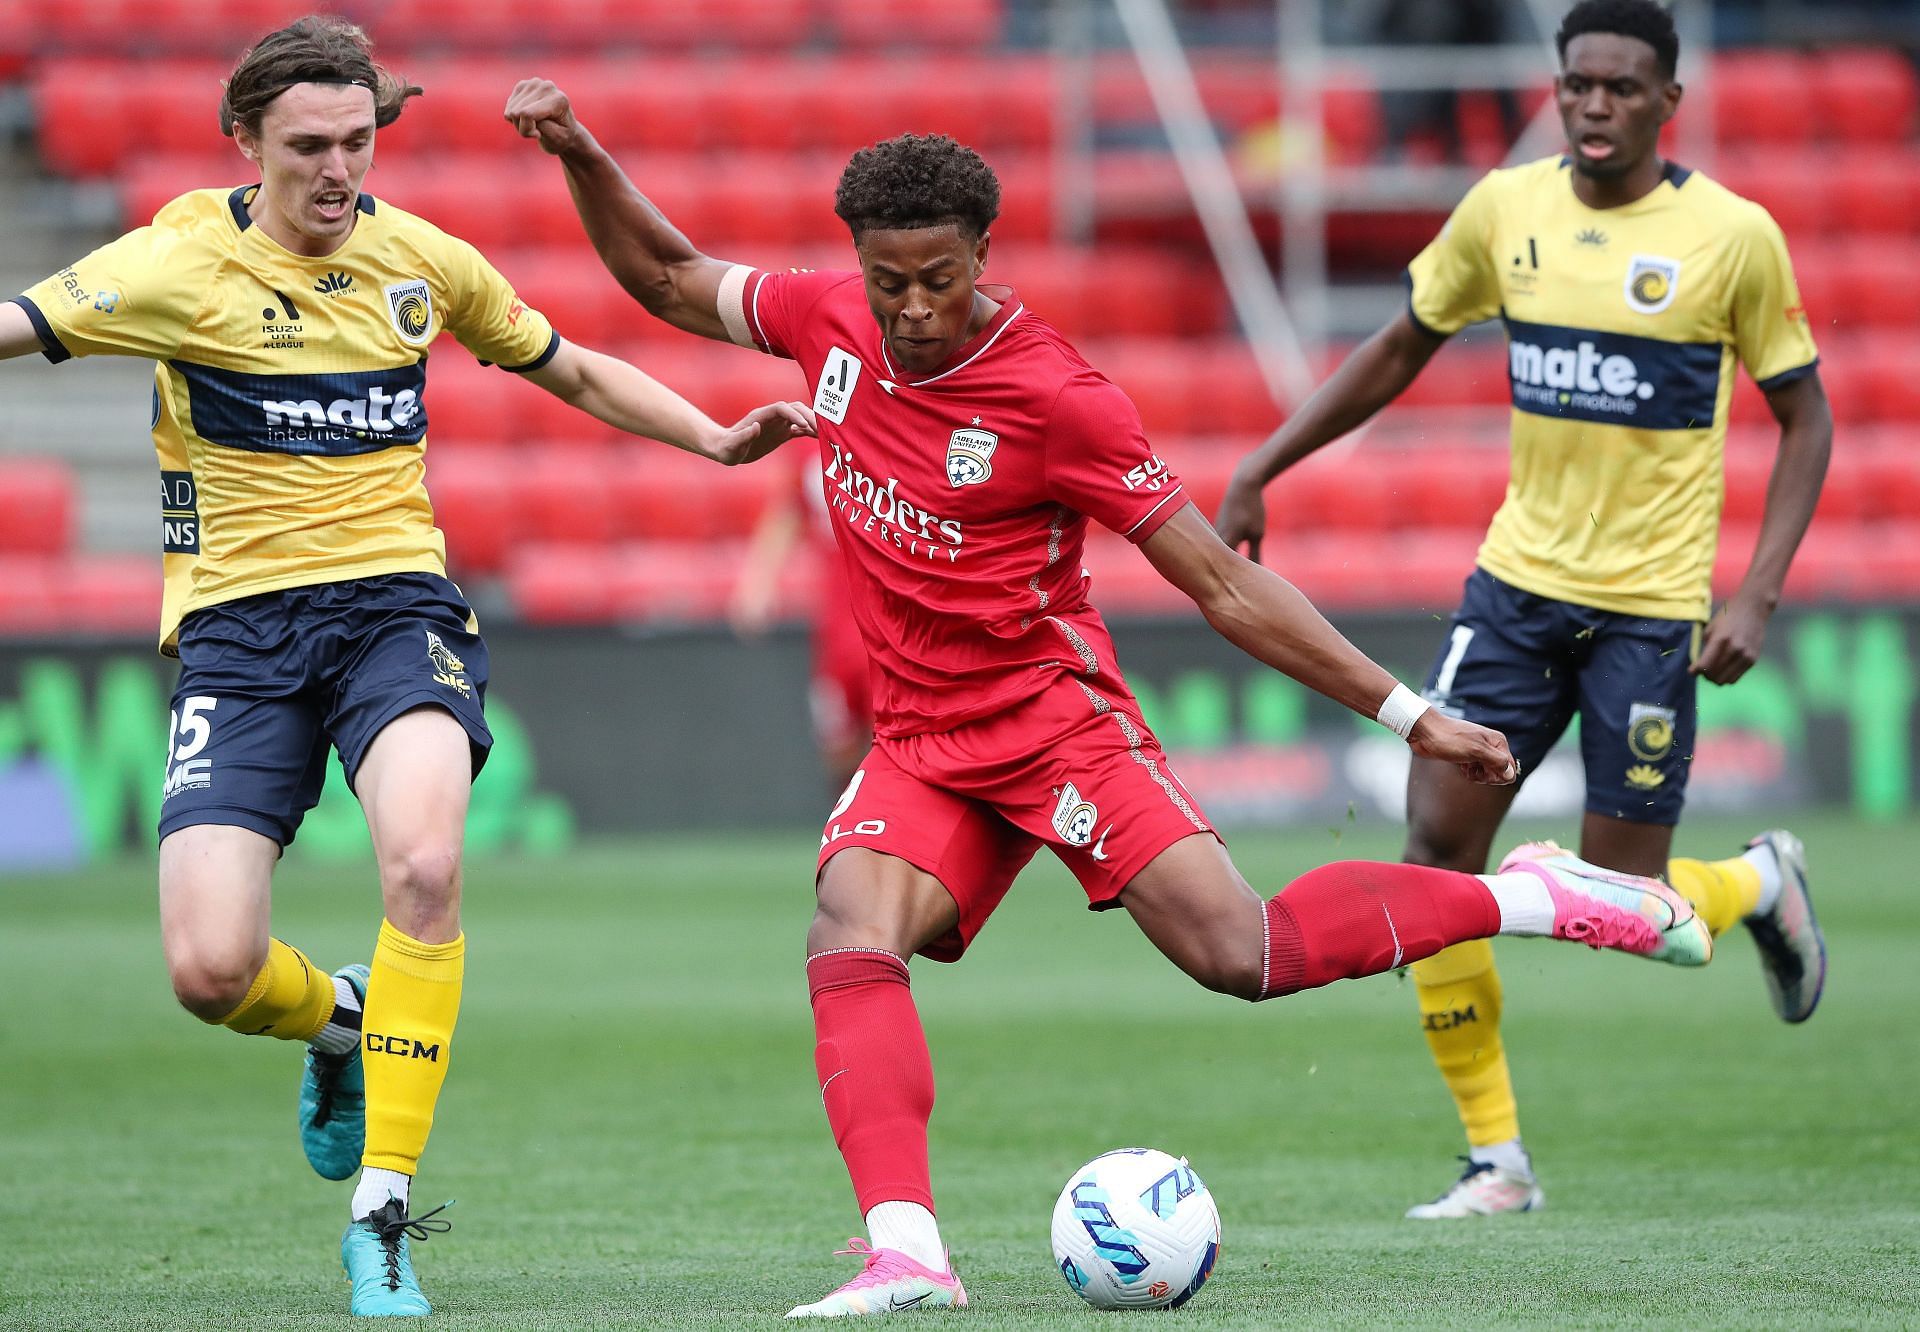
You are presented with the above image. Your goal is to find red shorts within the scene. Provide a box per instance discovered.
[815,674,1219,961]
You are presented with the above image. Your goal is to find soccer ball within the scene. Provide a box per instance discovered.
[1050,1148,1221,1310]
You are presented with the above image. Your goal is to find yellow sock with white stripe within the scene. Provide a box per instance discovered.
[361,920,464,1176]
[1668,856,1762,939]
[1410,939,1520,1148]
[214,938,335,1041]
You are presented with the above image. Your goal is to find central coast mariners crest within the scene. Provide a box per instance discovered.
[384,278,435,345]
[1624,255,1681,315]
[1627,701,1677,761]
[947,425,998,487]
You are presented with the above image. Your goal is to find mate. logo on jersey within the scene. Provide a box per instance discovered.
[1501,317,1719,431]
[1624,255,1681,315]
[172,359,429,456]
[384,278,434,344]
[1051,781,1099,847]
[946,425,998,487]
[815,346,861,424]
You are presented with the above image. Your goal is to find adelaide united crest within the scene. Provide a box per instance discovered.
[946,425,998,487]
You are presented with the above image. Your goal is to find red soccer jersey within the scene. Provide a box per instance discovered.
[726,267,1187,737]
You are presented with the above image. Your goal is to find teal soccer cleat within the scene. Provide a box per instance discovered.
[299,963,369,1180]
[341,1198,452,1317]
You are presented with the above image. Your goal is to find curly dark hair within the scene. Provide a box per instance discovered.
[1556,0,1679,80]
[833,133,1001,242]
[221,15,421,138]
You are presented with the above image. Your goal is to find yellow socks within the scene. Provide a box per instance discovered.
[361,920,465,1175]
[1667,856,1762,938]
[1410,939,1519,1148]
[215,938,335,1041]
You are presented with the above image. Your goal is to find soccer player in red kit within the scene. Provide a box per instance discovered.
[506,85,1711,1316]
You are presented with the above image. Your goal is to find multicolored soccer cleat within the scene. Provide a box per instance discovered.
[1499,841,1712,966]
[341,1197,452,1318]
[785,1239,968,1318]
[1743,829,1826,1023]
[300,962,369,1180]
[1406,1158,1545,1220]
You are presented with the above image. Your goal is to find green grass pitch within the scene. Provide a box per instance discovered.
[3,810,1916,1329]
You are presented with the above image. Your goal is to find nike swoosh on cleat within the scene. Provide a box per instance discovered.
[889,1292,931,1311]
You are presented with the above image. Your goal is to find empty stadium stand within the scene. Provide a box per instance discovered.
[3,4,1916,630]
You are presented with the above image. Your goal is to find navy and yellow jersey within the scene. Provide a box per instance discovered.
[8,185,557,653]
[1407,155,1818,621]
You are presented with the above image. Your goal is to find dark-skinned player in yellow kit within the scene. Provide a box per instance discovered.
[1216,0,1831,1219]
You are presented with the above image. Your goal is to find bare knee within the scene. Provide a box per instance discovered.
[807,850,955,957]
[380,842,462,938]
[167,942,265,1021]
[1203,947,1266,1003]
[1403,821,1492,873]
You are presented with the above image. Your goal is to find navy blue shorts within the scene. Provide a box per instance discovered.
[159,572,491,848]
[1422,569,1701,825]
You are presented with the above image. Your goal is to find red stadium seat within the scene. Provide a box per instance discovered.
[1825,151,1920,240]
[0,459,75,556]
[1825,241,1920,332]
[506,545,623,623]
[1712,154,1834,241]
[1713,51,1813,145]
[1811,48,1918,144]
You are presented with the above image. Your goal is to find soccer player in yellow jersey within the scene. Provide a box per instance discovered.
[0,17,809,1316]
[1217,0,1832,1218]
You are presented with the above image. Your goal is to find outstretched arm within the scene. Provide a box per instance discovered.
[1693,369,1832,685]
[524,339,814,465]
[505,79,739,342]
[1141,503,1516,784]
[0,301,45,360]
[1214,310,1445,561]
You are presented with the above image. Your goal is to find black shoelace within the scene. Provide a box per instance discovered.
[364,1200,455,1292]
[309,1051,349,1128]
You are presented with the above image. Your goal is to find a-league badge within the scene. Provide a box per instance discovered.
[384,278,435,345]
[1623,255,1681,315]
[815,346,861,424]
[946,426,998,487]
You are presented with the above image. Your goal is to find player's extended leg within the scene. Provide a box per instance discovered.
[338,707,472,1318]
[1117,827,1703,1007]
[790,847,972,1319]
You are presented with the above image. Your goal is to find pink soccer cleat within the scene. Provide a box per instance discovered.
[785,1239,969,1319]
[1500,841,1712,967]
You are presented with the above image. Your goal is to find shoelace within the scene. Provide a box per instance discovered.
[831,1238,891,1287]
[309,1050,349,1128]
[1451,1156,1497,1183]
[367,1200,455,1292]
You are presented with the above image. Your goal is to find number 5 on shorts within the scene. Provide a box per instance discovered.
[164,696,218,797]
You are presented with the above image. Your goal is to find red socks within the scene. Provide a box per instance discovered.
[1260,861,1500,999]
[806,948,937,1214]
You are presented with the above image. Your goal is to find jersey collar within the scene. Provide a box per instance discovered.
[226,184,377,235]
[877,283,1023,389]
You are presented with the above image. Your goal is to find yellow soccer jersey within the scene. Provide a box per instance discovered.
[1407,155,1818,621]
[10,185,557,653]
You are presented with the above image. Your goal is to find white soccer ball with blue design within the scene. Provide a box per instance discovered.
[1050,1148,1221,1310]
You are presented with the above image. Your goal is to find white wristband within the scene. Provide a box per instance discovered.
[1376,683,1431,741]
